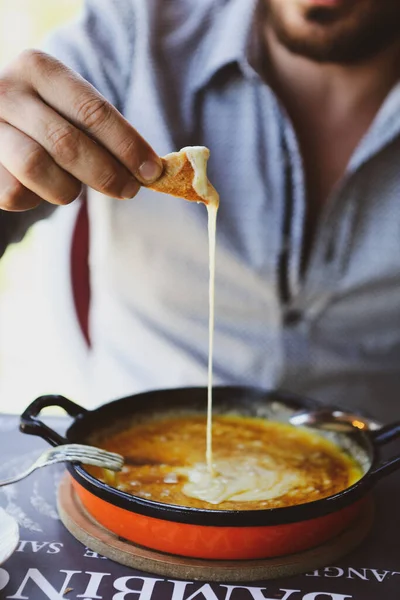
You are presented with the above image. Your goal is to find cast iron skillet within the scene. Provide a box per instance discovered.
[19,386,400,527]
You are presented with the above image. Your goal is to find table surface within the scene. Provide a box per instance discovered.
[0,413,399,600]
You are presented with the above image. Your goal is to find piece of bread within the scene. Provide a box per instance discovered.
[146,146,219,206]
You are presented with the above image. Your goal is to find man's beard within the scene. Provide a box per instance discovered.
[265,1,400,64]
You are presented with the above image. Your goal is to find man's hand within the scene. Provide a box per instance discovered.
[0,50,163,212]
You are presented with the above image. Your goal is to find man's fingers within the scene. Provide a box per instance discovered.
[71,91,163,184]
[13,50,163,184]
[0,122,83,206]
[0,162,42,211]
[0,83,141,199]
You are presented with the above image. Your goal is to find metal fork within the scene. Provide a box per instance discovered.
[0,444,124,487]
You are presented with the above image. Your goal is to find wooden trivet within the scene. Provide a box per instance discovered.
[57,475,374,582]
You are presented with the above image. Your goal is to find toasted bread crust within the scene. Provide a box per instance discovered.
[151,156,205,202]
[146,148,213,204]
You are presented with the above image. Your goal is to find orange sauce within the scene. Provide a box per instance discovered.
[88,414,362,511]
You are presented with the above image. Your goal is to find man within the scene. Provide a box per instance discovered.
[0,0,399,420]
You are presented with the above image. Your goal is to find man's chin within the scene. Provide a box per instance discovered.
[273,26,396,65]
[304,5,346,25]
[265,0,400,65]
[272,27,358,64]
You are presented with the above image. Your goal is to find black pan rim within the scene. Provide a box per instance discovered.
[67,462,374,527]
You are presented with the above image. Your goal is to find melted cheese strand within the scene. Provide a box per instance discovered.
[185,147,219,474]
[206,202,218,473]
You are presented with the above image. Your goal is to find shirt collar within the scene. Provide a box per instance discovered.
[350,79,400,171]
[191,0,261,93]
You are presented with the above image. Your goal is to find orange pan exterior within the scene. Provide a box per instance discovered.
[71,476,364,560]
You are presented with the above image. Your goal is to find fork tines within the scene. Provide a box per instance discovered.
[50,444,124,471]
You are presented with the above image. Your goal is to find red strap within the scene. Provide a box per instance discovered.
[71,199,91,346]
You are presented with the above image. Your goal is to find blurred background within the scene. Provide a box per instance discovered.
[0,0,82,67]
[0,0,83,413]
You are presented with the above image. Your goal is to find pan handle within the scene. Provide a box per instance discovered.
[369,421,400,481]
[20,395,89,447]
[371,422,400,446]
